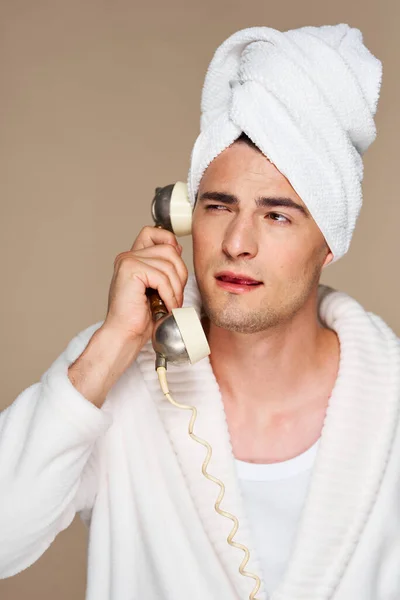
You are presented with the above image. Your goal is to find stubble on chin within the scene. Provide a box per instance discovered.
[198,284,283,334]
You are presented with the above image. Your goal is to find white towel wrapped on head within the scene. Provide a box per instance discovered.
[187,24,382,263]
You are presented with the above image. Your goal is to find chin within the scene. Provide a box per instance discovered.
[201,301,277,334]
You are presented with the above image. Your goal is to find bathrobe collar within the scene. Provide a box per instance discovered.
[136,274,400,600]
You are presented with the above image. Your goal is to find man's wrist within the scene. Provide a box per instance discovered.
[68,325,143,408]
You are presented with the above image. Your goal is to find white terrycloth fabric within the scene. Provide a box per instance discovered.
[187,24,383,263]
[1,275,400,600]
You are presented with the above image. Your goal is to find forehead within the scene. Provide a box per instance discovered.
[198,141,306,208]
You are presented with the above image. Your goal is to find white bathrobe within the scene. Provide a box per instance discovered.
[0,274,399,600]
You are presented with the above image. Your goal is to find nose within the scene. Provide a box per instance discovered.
[221,214,258,259]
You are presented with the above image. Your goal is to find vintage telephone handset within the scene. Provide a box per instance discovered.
[148,183,261,600]
[148,181,210,369]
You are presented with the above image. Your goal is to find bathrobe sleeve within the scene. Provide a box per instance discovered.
[0,322,113,578]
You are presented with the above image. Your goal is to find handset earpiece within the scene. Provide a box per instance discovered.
[151,181,192,236]
[148,182,210,370]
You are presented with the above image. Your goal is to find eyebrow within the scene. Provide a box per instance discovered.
[198,191,310,218]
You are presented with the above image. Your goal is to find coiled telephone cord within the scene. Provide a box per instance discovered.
[157,366,261,600]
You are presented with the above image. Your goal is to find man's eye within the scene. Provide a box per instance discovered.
[205,204,227,211]
[267,212,290,223]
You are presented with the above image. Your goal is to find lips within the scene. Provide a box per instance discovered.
[215,272,262,285]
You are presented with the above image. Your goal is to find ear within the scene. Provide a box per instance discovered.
[322,248,334,268]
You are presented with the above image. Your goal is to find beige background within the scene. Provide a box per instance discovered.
[0,0,398,598]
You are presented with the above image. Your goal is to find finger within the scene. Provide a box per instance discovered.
[114,242,181,270]
[131,226,179,252]
[133,244,188,288]
[131,263,180,313]
[135,256,184,306]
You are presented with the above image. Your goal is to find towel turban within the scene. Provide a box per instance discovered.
[187,24,382,263]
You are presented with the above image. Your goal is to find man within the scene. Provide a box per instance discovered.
[1,23,399,600]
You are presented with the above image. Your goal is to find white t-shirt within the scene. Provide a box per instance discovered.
[235,438,320,596]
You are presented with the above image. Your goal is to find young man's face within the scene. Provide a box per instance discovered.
[191,141,333,334]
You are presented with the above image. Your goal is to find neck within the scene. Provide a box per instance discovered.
[202,294,340,420]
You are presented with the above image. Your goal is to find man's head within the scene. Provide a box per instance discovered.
[188,25,382,267]
[192,134,333,334]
